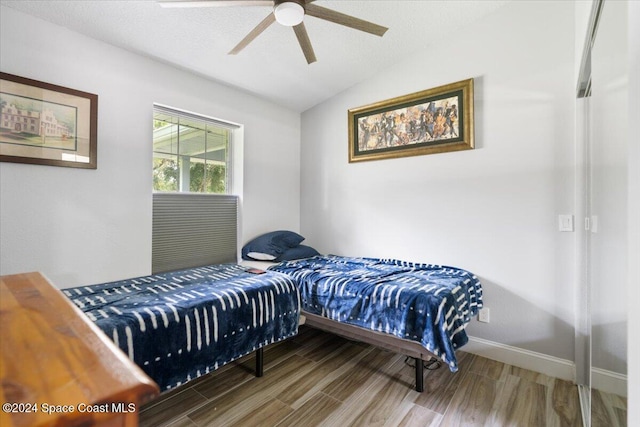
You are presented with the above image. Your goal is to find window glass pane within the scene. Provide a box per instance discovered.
[153,119,179,156]
[205,162,226,193]
[153,154,179,192]
[178,126,206,157]
[188,160,205,192]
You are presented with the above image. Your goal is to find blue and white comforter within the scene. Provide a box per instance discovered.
[65,264,301,390]
[269,256,482,371]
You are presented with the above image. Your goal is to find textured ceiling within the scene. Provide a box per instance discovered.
[2,0,510,112]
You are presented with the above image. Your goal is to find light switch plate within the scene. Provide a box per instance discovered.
[558,214,574,232]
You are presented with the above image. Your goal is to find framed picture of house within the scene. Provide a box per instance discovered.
[348,78,474,163]
[0,72,97,169]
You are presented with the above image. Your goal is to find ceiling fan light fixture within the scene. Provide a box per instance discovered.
[274,1,304,27]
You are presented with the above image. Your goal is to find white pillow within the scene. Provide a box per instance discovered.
[247,252,277,261]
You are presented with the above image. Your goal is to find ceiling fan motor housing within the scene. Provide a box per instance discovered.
[274,0,306,27]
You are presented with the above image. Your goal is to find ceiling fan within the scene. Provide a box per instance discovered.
[157,0,388,64]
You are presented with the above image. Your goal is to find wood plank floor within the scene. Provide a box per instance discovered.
[592,387,628,427]
[138,327,623,427]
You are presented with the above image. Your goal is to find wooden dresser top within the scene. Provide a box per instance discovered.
[0,272,159,427]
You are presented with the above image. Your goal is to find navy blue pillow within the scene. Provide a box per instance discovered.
[241,230,305,261]
[276,245,320,261]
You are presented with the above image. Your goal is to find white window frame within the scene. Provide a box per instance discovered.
[153,104,243,195]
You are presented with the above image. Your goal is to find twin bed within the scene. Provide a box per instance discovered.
[64,263,301,391]
[66,252,482,394]
[268,255,483,391]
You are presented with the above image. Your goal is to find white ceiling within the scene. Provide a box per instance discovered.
[2,0,510,112]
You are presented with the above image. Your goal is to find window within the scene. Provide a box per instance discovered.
[152,105,237,194]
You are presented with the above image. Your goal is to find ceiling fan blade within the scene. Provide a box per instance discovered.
[304,4,388,37]
[158,0,272,8]
[293,22,317,64]
[229,12,276,55]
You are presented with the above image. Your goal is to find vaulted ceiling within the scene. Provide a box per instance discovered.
[2,0,509,112]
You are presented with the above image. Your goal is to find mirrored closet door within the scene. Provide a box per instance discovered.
[577,0,629,426]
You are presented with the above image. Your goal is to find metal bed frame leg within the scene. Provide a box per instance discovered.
[415,357,424,392]
[255,347,264,377]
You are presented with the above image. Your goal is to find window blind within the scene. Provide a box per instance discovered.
[153,104,240,131]
[152,193,238,274]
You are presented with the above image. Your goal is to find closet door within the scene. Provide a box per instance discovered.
[575,95,591,424]
[589,0,628,424]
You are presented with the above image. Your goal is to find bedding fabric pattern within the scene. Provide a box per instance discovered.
[65,264,301,390]
[269,256,483,371]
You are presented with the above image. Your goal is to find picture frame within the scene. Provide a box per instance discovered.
[0,72,98,169]
[348,78,474,163]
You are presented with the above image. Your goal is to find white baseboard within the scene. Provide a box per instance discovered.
[465,336,628,397]
[592,367,627,397]
[465,336,575,382]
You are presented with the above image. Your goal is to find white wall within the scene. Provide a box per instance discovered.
[300,1,577,361]
[0,6,300,288]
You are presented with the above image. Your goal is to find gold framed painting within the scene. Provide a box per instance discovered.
[0,72,98,169]
[348,78,474,163]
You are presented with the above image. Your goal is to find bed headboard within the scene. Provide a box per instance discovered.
[152,193,238,274]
